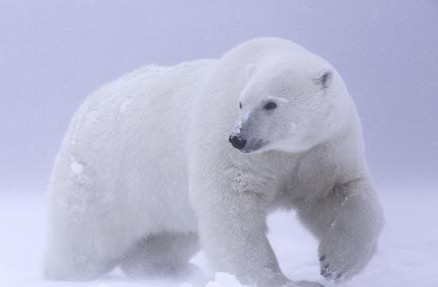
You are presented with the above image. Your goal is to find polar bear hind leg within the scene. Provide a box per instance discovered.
[44,216,119,281]
[120,232,200,278]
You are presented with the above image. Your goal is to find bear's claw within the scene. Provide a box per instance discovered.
[319,254,345,282]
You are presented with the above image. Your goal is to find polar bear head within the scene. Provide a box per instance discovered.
[229,54,351,154]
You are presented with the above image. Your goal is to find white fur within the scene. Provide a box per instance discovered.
[45,38,383,287]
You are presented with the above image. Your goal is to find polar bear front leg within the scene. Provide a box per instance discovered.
[192,183,289,287]
[297,178,384,282]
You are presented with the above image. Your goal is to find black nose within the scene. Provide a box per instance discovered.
[229,135,247,150]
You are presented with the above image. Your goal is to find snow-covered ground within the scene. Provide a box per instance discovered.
[0,186,437,287]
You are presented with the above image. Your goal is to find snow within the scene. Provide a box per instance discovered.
[205,273,249,287]
[0,186,437,287]
[70,157,84,175]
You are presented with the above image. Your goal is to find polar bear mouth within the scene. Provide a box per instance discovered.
[240,139,268,153]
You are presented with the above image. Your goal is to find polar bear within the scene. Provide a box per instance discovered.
[45,38,383,287]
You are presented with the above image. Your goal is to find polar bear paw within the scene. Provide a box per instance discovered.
[318,229,377,282]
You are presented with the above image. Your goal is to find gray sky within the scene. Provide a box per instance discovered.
[1,0,437,191]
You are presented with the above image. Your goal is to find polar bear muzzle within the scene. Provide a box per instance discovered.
[228,133,267,153]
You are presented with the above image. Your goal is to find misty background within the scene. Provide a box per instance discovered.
[1,0,437,192]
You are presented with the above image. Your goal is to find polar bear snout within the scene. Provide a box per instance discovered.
[229,115,268,153]
[229,133,267,153]
[229,134,247,150]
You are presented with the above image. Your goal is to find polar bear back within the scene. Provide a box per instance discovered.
[51,60,214,236]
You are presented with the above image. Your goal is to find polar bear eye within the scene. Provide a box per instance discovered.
[263,101,277,110]
[239,102,242,109]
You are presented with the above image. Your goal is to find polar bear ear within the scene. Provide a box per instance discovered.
[314,69,333,89]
